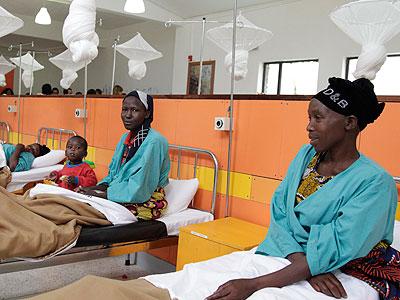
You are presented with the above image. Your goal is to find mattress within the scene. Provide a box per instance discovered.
[7,165,64,192]
[76,208,214,247]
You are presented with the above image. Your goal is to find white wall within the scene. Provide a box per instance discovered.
[171,0,400,94]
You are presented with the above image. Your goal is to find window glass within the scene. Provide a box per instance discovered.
[347,55,400,95]
[262,60,319,95]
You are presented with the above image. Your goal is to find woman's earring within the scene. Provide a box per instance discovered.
[142,125,144,132]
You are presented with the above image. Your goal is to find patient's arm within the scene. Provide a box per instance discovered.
[76,183,108,193]
[207,252,347,300]
[9,144,25,172]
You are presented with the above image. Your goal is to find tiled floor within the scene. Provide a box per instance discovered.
[0,255,150,299]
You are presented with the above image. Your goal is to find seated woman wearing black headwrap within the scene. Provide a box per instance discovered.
[77,90,170,220]
[204,77,399,300]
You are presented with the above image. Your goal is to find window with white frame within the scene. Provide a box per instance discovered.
[262,59,319,95]
[346,54,400,95]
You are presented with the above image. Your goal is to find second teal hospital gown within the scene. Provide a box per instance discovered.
[2,144,35,172]
[256,144,397,276]
[98,128,170,203]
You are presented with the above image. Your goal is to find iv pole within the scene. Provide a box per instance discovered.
[8,41,34,143]
[110,36,120,94]
[225,0,238,217]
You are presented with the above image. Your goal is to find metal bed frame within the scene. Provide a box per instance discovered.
[0,144,219,274]
[36,127,77,149]
[0,121,10,143]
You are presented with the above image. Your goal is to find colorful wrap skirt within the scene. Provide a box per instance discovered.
[121,187,168,220]
[341,242,400,300]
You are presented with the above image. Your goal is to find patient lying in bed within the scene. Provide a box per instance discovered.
[0,143,50,172]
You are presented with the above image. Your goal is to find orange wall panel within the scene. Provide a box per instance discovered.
[152,99,179,145]
[231,100,284,178]
[359,102,400,176]
[278,101,310,178]
[174,99,229,169]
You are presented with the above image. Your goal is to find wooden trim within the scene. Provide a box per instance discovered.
[3,94,400,102]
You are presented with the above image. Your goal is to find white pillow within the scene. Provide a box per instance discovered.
[164,178,199,216]
[31,150,66,169]
[392,221,400,250]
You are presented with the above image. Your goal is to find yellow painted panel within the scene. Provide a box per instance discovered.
[95,148,114,166]
[251,176,281,204]
[195,166,252,200]
[21,134,35,145]
[396,202,400,221]
[176,231,235,271]
[86,146,96,162]
[10,131,18,144]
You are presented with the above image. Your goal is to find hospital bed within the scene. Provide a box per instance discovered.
[7,127,77,194]
[0,121,10,143]
[0,144,219,274]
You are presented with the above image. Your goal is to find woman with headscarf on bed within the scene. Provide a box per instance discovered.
[77,90,170,220]
[205,77,399,300]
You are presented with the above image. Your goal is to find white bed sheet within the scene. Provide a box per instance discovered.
[159,208,214,236]
[146,249,379,300]
[7,164,64,192]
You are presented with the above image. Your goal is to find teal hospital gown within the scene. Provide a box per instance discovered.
[256,144,397,276]
[98,128,170,204]
[2,144,35,172]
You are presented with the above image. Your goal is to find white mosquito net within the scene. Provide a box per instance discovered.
[207,13,273,80]
[10,52,44,88]
[0,6,23,39]
[116,33,163,80]
[330,0,400,80]
[49,49,86,89]
[0,55,16,87]
[62,0,99,64]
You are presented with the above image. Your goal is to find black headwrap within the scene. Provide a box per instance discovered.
[313,77,385,130]
[123,90,154,162]
[39,144,50,157]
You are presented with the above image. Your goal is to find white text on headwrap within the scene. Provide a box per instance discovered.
[322,88,349,109]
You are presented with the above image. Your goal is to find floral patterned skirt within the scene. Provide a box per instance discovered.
[341,242,400,300]
[121,187,167,220]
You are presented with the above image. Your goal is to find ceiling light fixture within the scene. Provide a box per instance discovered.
[35,7,51,25]
[124,0,145,14]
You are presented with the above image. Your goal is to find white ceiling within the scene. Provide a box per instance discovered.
[0,0,291,48]
[0,0,144,30]
[150,0,288,19]
[0,0,289,26]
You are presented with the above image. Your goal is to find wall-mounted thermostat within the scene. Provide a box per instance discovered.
[75,108,87,118]
[214,117,231,131]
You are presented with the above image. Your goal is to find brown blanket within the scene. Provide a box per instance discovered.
[0,187,111,259]
[29,276,171,300]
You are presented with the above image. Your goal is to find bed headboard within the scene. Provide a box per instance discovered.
[36,127,77,150]
[0,121,10,143]
[169,144,218,216]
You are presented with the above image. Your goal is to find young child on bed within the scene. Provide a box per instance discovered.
[48,136,97,190]
[2,143,50,172]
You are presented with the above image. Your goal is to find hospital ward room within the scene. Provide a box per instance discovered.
[0,0,400,299]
